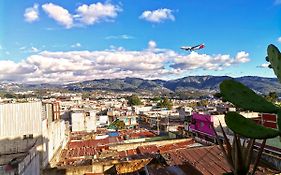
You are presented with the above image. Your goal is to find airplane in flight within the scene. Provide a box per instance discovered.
[181,43,205,51]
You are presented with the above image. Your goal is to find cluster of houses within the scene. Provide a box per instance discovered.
[0,93,281,174]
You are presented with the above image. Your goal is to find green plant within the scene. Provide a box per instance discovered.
[127,94,142,106]
[266,44,281,82]
[215,44,281,175]
[157,97,173,110]
[108,119,125,130]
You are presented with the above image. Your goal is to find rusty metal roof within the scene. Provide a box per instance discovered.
[137,145,159,155]
[158,139,195,153]
[161,145,231,175]
[147,164,203,175]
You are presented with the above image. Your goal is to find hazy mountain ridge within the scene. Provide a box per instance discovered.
[65,76,281,94]
[1,76,281,95]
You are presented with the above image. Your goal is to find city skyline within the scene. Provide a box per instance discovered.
[0,0,281,83]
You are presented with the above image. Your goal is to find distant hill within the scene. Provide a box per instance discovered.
[64,76,281,95]
[1,76,280,95]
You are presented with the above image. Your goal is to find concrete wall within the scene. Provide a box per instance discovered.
[96,115,109,127]
[0,146,40,175]
[71,111,96,132]
[0,102,42,138]
[0,137,38,155]
[19,146,40,175]
[71,112,84,132]
[42,119,67,168]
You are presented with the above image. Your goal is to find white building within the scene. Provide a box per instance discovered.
[71,110,97,132]
[0,101,68,174]
[96,115,109,127]
[0,102,43,139]
[133,106,153,115]
[0,102,42,175]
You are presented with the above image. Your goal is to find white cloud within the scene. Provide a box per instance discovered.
[148,40,157,49]
[257,63,270,68]
[235,51,250,63]
[171,51,250,71]
[278,37,281,43]
[105,34,134,40]
[71,43,82,48]
[28,2,121,28]
[19,46,40,53]
[24,3,39,23]
[0,41,250,83]
[140,8,175,23]
[31,47,40,53]
[19,46,26,50]
[75,2,121,25]
[42,3,73,28]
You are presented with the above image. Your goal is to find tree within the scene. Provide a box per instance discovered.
[152,96,162,102]
[265,91,278,103]
[82,92,91,99]
[4,93,16,99]
[127,94,142,106]
[108,119,125,130]
[213,92,222,98]
[157,97,173,110]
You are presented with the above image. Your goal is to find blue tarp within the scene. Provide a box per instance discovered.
[107,131,119,137]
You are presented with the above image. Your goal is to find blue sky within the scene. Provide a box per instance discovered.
[0,0,281,83]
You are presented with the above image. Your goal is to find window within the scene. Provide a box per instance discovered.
[23,134,33,139]
[200,122,204,128]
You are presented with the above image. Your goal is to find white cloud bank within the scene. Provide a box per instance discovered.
[140,8,175,23]
[278,37,281,43]
[172,51,250,71]
[39,2,121,28]
[0,42,250,83]
[24,4,39,22]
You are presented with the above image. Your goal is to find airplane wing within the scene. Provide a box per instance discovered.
[181,44,204,51]
[180,46,191,51]
[191,44,205,51]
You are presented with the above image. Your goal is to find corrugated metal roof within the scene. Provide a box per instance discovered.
[161,145,230,175]
[137,145,159,155]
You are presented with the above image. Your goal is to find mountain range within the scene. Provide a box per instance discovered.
[64,76,281,95]
[1,76,281,95]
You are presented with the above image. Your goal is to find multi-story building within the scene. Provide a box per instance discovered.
[0,101,68,175]
[71,110,97,132]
